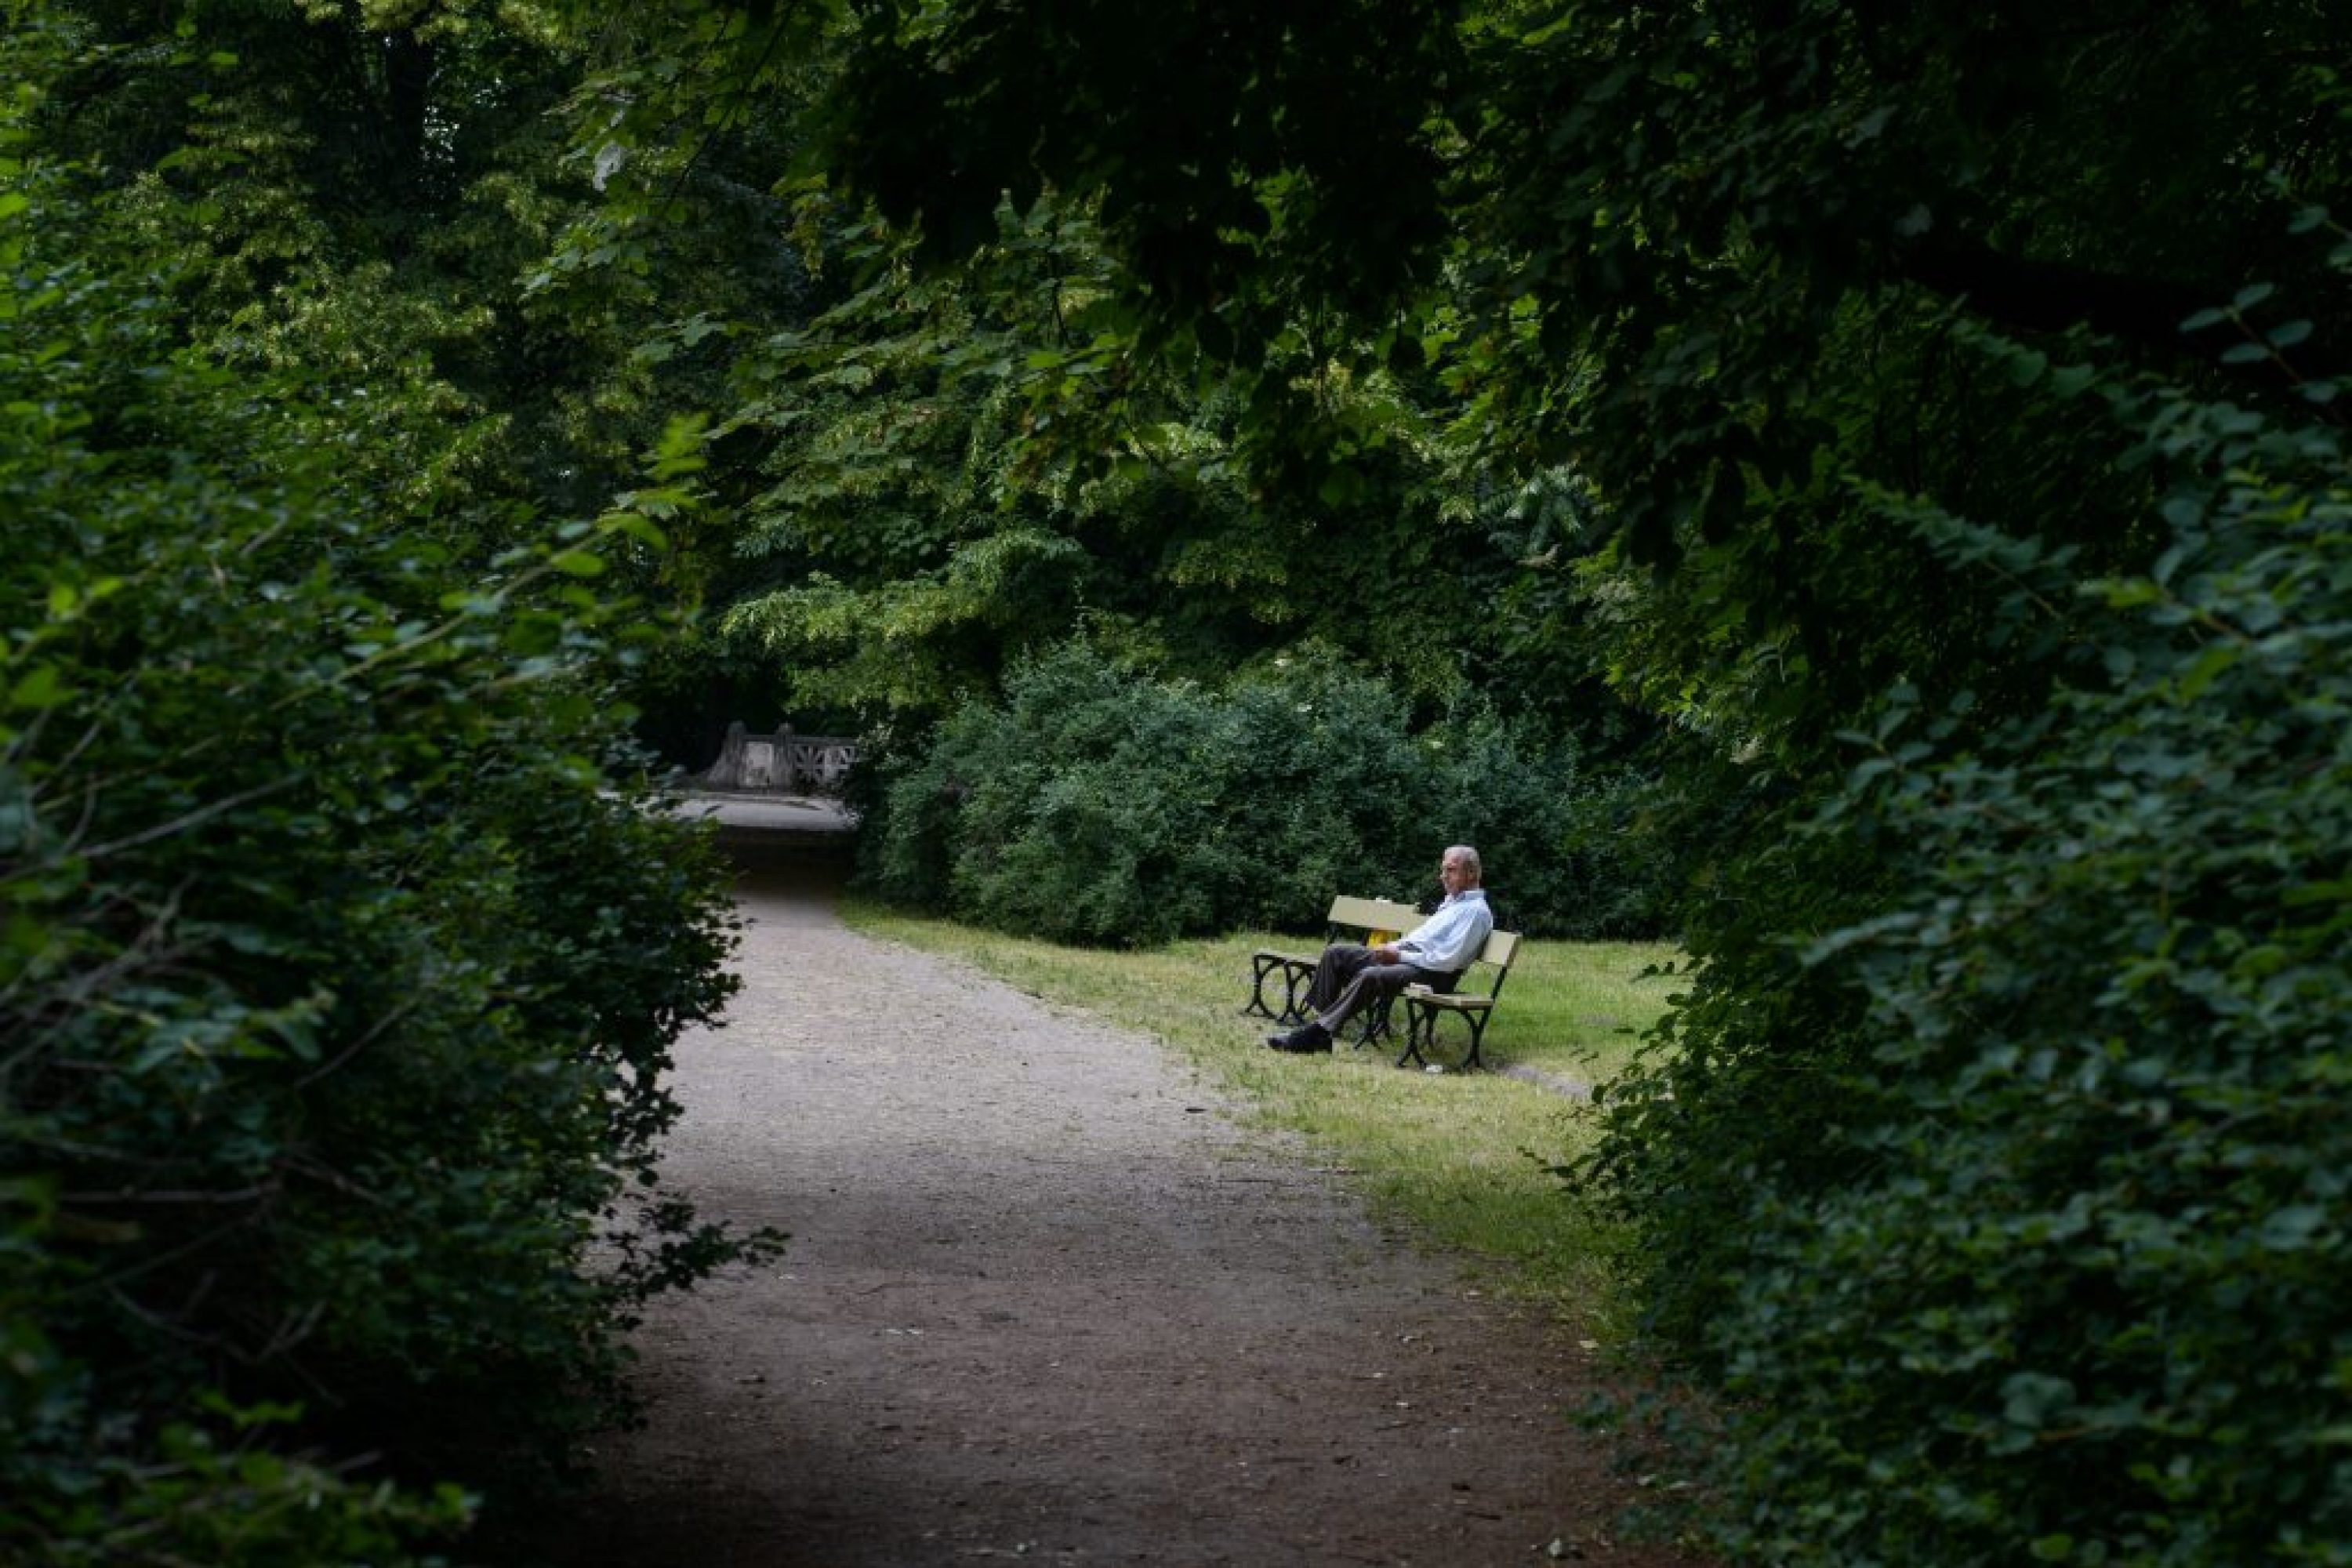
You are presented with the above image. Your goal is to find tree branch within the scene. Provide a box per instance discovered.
[1893,231,2343,393]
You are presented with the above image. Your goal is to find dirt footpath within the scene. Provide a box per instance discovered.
[546,863,1697,1567]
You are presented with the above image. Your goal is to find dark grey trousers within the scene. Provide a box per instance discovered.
[1305,943,1454,1035]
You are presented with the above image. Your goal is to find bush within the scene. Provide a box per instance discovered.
[867,641,1677,942]
[870,644,1395,944]
[1584,349,2352,1563]
[1,101,761,1565]
[1417,706,1678,938]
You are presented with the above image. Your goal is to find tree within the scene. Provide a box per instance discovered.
[722,1,2352,1557]
[707,194,1530,724]
[1578,336,2352,1566]
[3,10,772,1560]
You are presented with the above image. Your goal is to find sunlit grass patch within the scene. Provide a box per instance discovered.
[837,898,1685,1335]
[1475,936,1689,1089]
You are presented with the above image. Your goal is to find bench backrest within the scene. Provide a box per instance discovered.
[1460,929,1521,1000]
[1323,895,1426,937]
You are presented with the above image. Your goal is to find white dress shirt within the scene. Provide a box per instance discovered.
[1396,889,1493,973]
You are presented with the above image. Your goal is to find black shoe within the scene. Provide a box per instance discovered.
[1266,1022,1333,1053]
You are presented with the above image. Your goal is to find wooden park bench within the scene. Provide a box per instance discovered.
[1245,894,1427,1044]
[1393,928,1522,1072]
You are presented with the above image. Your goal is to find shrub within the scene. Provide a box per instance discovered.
[868,641,1678,942]
[1585,346,2352,1563]
[1,100,760,1564]
[872,644,1361,944]
[1417,706,1678,938]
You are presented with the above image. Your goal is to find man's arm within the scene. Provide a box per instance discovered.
[1392,898,1493,973]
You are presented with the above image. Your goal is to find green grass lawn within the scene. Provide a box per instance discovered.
[837,897,1690,1338]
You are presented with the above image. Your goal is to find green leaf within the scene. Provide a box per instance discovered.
[2258,1206,2327,1250]
[2049,364,2098,397]
[2174,643,2239,702]
[2002,1373,2076,1429]
[8,664,70,710]
[599,512,670,551]
[548,550,607,578]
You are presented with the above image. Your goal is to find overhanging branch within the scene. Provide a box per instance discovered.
[1894,232,2342,392]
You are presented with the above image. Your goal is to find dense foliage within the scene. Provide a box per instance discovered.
[1586,342,2352,1563]
[873,641,1670,945]
[657,159,1666,926]
[698,189,1622,734]
[2,13,767,1564]
[750,0,2352,1560]
[13,0,2351,1559]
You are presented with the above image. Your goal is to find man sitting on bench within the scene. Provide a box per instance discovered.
[1265,846,1494,1054]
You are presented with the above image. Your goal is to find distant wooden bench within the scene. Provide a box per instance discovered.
[1395,929,1522,1072]
[1246,894,1427,1042]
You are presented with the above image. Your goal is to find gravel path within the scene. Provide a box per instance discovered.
[546,863,1697,1567]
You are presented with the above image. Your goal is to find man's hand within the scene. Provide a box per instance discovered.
[1373,944,1403,964]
